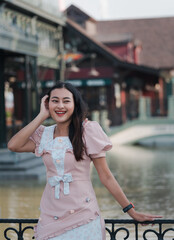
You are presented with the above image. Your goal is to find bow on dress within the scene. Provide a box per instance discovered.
[48,173,73,199]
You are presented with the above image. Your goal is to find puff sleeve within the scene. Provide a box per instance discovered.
[83,121,112,159]
[29,125,45,157]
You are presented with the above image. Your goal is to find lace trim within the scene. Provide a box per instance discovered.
[38,125,73,176]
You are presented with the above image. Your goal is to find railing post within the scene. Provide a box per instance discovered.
[18,223,23,240]
[135,223,138,240]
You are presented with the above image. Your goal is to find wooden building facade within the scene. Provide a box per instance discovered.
[0,0,65,147]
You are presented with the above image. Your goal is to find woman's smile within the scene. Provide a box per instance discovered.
[55,111,66,117]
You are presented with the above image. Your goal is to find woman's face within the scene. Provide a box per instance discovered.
[49,88,75,125]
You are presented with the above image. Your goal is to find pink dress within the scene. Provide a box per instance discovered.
[30,121,112,240]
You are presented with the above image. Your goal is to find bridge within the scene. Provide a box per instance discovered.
[109,117,174,146]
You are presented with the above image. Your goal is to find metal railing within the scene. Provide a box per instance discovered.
[105,219,174,240]
[0,218,174,240]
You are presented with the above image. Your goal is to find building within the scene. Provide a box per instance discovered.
[0,0,65,147]
[96,17,174,110]
[65,5,165,125]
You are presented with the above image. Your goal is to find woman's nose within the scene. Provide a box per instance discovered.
[57,101,64,108]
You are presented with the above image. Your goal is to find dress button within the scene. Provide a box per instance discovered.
[70,209,75,214]
[54,216,59,220]
[56,160,60,163]
[58,138,62,142]
[86,197,90,202]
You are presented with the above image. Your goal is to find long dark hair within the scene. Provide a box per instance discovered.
[47,82,88,161]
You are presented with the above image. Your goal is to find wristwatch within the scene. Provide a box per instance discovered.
[123,202,135,213]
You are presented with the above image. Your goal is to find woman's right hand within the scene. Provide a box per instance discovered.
[8,95,50,153]
[39,95,50,120]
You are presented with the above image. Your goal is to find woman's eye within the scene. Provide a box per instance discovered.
[64,101,70,103]
[52,100,58,103]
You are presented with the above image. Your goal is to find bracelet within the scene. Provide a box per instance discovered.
[123,202,135,213]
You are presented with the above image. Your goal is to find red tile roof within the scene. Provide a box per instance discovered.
[96,17,174,69]
[66,18,159,75]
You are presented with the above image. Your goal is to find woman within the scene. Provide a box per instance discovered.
[8,82,161,240]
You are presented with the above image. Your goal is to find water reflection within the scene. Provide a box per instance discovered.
[91,145,174,220]
[0,181,45,219]
[0,145,174,222]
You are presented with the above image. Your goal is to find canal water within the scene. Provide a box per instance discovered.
[0,145,174,239]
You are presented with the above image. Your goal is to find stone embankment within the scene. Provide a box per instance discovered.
[0,149,46,180]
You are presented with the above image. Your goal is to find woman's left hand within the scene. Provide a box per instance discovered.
[128,209,163,222]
